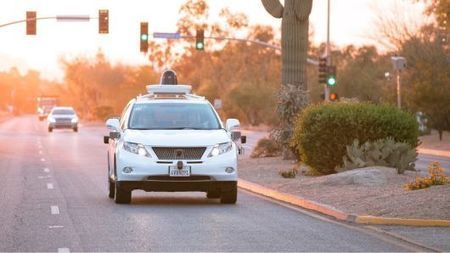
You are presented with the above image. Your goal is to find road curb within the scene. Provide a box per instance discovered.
[238,179,354,222]
[418,148,450,158]
[238,179,450,227]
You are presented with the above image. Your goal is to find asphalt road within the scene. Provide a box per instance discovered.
[0,116,432,252]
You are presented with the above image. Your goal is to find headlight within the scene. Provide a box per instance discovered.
[123,142,151,157]
[208,142,233,157]
[48,117,56,123]
[71,117,78,123]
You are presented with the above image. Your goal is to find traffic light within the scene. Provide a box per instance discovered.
[196,29,204,50]
[329,92,339,102]
[140,22,149,53]
[318,57,327,84]
[327,66,337,86]
[26,11,36,35]
[98,10,109,34]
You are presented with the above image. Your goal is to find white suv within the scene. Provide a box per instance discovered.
[104,84,245,204]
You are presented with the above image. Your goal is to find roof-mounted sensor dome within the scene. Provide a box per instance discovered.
[160,69,178,85]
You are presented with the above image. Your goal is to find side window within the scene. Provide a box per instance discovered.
[120,100,134,130]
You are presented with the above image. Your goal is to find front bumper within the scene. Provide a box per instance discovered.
[115,145,238,182]
[116,180,237,193]
[49,122,77,129]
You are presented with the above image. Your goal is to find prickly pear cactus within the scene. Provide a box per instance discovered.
[262,0,313,153]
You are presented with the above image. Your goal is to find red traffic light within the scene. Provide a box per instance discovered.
[99,10,109,34]
[26,11,36,35]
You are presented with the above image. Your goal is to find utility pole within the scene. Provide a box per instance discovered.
[324,0,331,102]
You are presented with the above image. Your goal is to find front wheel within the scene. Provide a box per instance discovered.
[48,127,53,132]
[73,126,78,132]
[108,180,115,199]
[114,183,131,204]
[221,185,237,204]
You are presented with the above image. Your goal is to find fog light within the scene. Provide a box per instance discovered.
[123,167,133,173]
[225,167,235,173]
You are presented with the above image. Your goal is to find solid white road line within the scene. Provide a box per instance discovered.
[51,205,60,215]
[47,183,54,190]
[44,168,50,173]
[58,248,70,253]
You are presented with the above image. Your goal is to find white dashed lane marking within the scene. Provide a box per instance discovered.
[58,248,70,253]
[47,183,54,190]
[51,206,60,215]
[44,168,50,173]
[40,158,46,162]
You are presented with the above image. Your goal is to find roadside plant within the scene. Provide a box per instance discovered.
[405,162,449,190]
[251,138,281,158]
[342,138,417,174]
[291,102,419,175]
[279,167,298,179]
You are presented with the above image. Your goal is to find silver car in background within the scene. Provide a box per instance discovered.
[47,106,79,132]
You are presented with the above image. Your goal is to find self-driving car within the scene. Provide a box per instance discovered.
[104,83,245,204]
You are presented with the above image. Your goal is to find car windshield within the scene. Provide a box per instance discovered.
[52,109,75,115]
[129,103,221,130]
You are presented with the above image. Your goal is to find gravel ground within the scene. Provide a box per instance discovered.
[238,156,450,220]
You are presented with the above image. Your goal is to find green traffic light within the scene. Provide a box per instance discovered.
[196,42,204,50]
[327,76,336,86]
[141,34,148,41]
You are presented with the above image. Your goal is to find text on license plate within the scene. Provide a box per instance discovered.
[169,166,191,177]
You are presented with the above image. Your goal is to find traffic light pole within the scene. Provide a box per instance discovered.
[324,0,331,102]
[0,15,93,29]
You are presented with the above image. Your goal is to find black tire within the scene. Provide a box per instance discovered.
[108,179,115,199]
[207,190,221,199]
[220,185,237,204]
[73,127,78,132]
[48,127,53,132]
[114,183,131,204]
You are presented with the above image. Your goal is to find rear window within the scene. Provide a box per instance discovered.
[129,103,220,130]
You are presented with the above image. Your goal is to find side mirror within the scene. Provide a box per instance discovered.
[241,135,247,144]
[225,118,240,132]
[106,118,120,132]
[103,136,109,144]
[109,132,121,139]
[231,131,241,142]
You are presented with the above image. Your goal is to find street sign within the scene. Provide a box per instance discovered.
[153,32,181,39]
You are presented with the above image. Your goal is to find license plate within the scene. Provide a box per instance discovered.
[169,166,191,177]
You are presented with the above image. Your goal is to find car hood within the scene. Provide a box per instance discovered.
[123,129,230,147]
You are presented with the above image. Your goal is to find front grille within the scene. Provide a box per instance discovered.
[55,118,71,123]
[152,147,206,160]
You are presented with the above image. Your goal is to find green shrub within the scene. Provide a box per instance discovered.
[94,105,115,121]
[342,138,417,174]
[251,138,281,158]
[291,102,419,175]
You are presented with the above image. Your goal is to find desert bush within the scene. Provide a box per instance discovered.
[405,162,449,190]
[251,138,281,158]
[279,167,298,178]
[342,138,417,174]
[291,102,419,175]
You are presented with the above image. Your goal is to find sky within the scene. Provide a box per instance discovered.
[0,0,427,81]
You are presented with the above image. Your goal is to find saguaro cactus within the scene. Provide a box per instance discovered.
[262,0,313,157]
